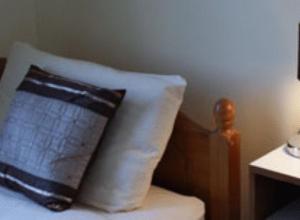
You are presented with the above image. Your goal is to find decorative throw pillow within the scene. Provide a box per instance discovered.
[0,65,125,211]
[0,42,186,212]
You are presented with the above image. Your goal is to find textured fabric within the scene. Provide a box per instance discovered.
[0,185,205,220]
[0,65,125,211]
[0,42,186,212]
[267,198,300,220]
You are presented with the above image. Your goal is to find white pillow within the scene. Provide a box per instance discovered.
[0,42,186,212]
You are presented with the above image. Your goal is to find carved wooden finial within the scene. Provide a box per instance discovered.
[211,98,241,220]
[213,98,236,132]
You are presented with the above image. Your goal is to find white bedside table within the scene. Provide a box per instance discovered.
[249,145,300,220]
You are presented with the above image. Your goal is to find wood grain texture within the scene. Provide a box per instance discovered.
[154,98,241,220]
[210,98,241,220]
[0,58,241,220]
[153,112,211,208]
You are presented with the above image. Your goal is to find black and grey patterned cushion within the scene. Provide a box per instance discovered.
[0,65,125,211]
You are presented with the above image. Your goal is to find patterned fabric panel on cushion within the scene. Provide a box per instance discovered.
[0,65,125,211]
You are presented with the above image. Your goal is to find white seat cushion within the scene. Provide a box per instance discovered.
[0,186,205,220]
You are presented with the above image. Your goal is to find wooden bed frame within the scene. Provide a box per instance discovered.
[0,58,240,220]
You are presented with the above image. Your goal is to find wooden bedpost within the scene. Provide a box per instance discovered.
[210,98,241,220]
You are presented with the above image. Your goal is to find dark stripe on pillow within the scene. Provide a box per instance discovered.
[0,162,76,197]
[0,162,74,211]
[29,65,124,104]
[0,175,72,211]
[16,65,126,117]
[18,81,116,118]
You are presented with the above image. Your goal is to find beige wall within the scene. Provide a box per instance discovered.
[0,0,38,56]
[25,0,300,218]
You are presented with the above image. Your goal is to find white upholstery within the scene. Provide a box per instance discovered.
[0,186,205,220]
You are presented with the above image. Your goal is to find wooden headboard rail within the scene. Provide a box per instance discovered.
[0,58,240,220]
[154,98,240,220]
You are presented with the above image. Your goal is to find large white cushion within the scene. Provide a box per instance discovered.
[0,42,186,212]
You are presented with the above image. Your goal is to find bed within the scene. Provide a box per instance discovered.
[0,58,240,220]
[0,185,205,220]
